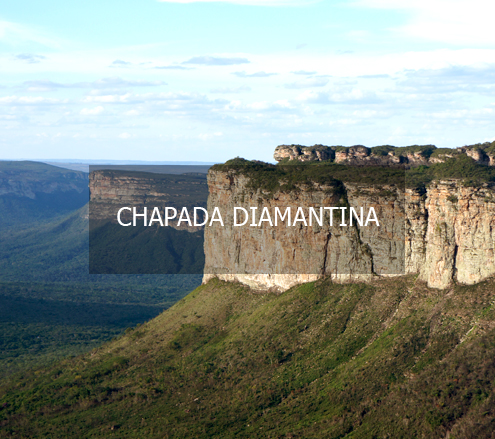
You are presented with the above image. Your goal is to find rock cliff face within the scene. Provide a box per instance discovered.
[418,182,495,288]
[89,170,208,230]
[203,168,495,291]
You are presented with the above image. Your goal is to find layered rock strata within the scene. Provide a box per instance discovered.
[203,169,495,291]
[89,170,208,230]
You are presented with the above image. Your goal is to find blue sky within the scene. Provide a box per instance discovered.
[1,0,494,162]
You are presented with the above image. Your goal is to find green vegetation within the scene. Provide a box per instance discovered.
[1,276,495,438]
[430,147,458,158]
[369,144,396,156]
[0,160,87,183]
[0,205,205,280]
[0,206,89,282]
[0,278,201,378]
[0,206,202,377]
[0,161,88,230]
[212,158,405,195]
[0,272,201,378]
[214,153,495,194]
[0,163,204,377]
[406,155,495,189]
[391,144,437,158]
[0,323,123,378]
[89,222,204,274]
[464,140,495,155]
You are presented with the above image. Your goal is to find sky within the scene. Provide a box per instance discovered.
[1,0,494,163]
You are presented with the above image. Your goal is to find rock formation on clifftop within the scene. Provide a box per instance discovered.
[273,142,495,168]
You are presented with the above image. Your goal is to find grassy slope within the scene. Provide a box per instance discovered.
[2,277,495,438]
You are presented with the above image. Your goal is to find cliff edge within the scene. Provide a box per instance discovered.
[203,150,495,291]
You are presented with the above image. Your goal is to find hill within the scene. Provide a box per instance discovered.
[2,276,495,438]
[0,161,88,230]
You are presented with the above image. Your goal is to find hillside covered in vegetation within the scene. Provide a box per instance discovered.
[2,276,495,438]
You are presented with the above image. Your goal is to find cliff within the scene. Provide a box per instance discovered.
[274,142,495,168]
[89,169,208,230]
[203,159,495,291]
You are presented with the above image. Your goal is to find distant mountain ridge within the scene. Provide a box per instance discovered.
[0,161,88,230]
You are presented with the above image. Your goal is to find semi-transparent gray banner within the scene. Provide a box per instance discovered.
[89,164,406,276]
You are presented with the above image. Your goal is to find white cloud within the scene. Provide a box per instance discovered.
[0,95,65,105]
[226,99,296,113]
[22,80,63,91]
[91,77,165,88]
[298,88,381,104]
[125,109,141,116]
[183,56,250,66]
[356,0,495,45]
[14,53,47,64]
[119,132,132,139]
[292,70,317,75]
[110,59,132,67]
[210,86,251,93]
[285,76,329,89]
[82,92,228,114]
[199,132,223,141]
[83,93,132,103]
[158,0,317,5]
[393,65,495,97]
[233,71,276,77]
[80,106,104,115]
[23,77,165,91]
[154,65,191,70]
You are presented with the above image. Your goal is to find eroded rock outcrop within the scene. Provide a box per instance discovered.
[273,144,335,163]
[274,142,495,169]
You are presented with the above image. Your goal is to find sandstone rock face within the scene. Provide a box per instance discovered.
[89,170,208,231]
[273,144,495,168]
[420,182,495,288]
[464,148,489,165]
[203,169,404,291]
[334,146,371,164]
[274,144,431,167]
[273,145,335,163]
[203,170,495,291]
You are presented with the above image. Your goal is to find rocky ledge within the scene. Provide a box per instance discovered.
[274,142,495,168]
